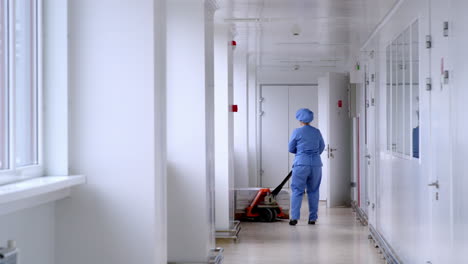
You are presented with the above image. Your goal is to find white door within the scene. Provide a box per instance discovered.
[365,57,377,225]
[260,86,289,187]
[260,85,319,188]
[320,73,351,207]
[429,0,453,262]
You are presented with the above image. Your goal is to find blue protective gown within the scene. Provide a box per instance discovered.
[413,126,419,158]
[288,125,325,221]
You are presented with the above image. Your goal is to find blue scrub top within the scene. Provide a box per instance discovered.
[288,125,325,167]
[413,126,419,158]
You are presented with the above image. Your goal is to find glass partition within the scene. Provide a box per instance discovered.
[391,37,398,152]
[386,46,391,151]
[396,34,404,154]
[386,20,420,159]
[404,28,411,156]
[411,21,420,158]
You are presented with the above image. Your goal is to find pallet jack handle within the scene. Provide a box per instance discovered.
[271,170,292,197]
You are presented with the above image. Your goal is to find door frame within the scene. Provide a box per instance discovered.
[258,83,318,188]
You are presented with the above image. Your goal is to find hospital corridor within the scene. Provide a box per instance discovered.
[0,0,467,264]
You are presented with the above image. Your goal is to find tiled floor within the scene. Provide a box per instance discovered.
[217,201,385,264]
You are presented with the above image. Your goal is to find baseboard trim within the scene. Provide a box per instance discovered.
[369,225,403,264]
[351,201,368,226]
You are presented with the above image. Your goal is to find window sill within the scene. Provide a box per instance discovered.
[0,175,86,216]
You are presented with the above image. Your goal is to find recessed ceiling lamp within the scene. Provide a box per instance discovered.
[291,24,301,36]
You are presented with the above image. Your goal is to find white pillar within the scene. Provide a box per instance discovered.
[43,0,69,176]
[214,23,234,231]
[247,55,259,187]
[233,47,249,187]
[154,0,167,262]
[166,0,217,262]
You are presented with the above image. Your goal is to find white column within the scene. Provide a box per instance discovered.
[214,23,234,231]
[60,1,162,264]
[233,47,249,187]
[166,0,217,262]
[154,0,167,262]
[43,0,69,176]
[247,55,259,187]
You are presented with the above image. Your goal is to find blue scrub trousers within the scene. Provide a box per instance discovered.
[290,165,322,221]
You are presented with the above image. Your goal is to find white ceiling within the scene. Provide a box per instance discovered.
[217,0,398,71]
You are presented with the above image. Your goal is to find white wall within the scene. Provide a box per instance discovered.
[449,1,468,262]
[214,23,234,231]
[0,204,55,264]
[0,2,67,263]
[353,0,456,263]
[166,0,216,262]
[258,68,321,85]
[372,1,430,262]
[56,1,164,264]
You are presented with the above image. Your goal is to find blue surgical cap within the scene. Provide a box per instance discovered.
[296,108,314,123]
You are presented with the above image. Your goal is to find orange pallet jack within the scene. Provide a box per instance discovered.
[244,171,292,222]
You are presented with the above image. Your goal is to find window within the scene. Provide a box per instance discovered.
[1,1,8,170]
[386,20,420,159]
[15,0,39,167]
[0,0,41,181]
[385,45,391,152]
[411,21,420,158]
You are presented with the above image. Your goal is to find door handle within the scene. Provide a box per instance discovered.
[428,181,439,189]
[365,154,371,159]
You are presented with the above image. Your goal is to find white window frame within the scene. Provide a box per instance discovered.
[0,0,43,185]
[386,18,420,160]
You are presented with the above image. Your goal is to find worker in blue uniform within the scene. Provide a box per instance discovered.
[288,108,325,226]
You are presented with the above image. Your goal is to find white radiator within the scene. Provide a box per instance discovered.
[0,241,18,264]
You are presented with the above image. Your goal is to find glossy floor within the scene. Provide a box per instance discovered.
[217,201,385,264]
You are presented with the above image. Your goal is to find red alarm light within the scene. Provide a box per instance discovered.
[231,105,238,112]
[231,40,237,47]
[338,100,343,108]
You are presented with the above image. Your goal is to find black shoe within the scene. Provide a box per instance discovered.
[308,220,316,225]
[289,219,298,226]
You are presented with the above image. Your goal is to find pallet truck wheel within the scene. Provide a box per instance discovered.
[258,208,274,222]
[270,209,278,222]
